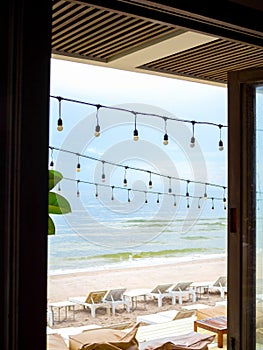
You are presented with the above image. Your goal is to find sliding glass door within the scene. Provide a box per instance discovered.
[228,68,263,350]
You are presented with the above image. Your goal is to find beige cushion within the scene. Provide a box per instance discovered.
[140,331,215,350]
[47,333,68,350]
[196,305,226,320]
[69,323,139,350]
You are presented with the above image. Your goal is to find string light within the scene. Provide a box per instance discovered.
[101,161,106,182]
[49,145,227,196]
[203,183,208,199]
[148,171,153,189]
[190,121,196,148]
[218,124,224,151]
[111,186,114,200]
[76,180,80,197]
[95,183,98,198]
[60,175,227,208]
[186,197,190,208]
[50,148,54,168]
[186,180,190,198]
[157,193,160,204]
[133,112,139,141]
[76,155,81,172]
[211,197,215,210]
[198,197,202,209]
[144,191,148,204]
[57,97,63,131]
[168,177,172,193]
[50,95,227,150]
[163,118,168,145]
[94,104,101,137]
[123,167,128,187]
[173,195,177,207]
[223,186,227,210]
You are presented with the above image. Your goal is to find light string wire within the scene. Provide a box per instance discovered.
[50,95,227,148]
[49,145,227,193]
[62,176,225,205]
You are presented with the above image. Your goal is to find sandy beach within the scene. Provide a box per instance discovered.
[47,256,227,329]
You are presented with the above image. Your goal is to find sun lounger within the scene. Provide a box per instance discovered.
[137,309,195,325]
[168,282,196,304]
[69,290,111,318]
[102,288,130,315]
[147,284,173,307]
[209,276,227,298]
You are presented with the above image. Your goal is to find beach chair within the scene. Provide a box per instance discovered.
[147,283,173,307]
[137,309,195,325]
[69,290,111,318]
[209,276,227,298]
[102,288,130,316]
[168,282,196,304]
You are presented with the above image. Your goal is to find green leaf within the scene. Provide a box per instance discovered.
[49,169,63,191]
[48,215,55,235]
[48,192,72,214]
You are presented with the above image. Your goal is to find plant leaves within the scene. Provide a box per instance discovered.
[49,169,63,191]
[48,215,55,235]
[48,192,72,214]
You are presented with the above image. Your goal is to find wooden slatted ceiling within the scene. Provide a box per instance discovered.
[52,0,178,62]
[138,39,263,84]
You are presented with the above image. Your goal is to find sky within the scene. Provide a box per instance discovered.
[49,58,228,222]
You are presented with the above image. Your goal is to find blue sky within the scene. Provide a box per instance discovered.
[49,58,228,220]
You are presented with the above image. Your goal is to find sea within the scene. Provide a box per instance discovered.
[47,200,227,276]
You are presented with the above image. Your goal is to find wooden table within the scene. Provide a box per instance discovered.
[194,316,227,348]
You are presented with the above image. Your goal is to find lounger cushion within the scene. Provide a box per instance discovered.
[140,331,215,350]
[196,305,226,320]
[47,333,68,350]
[69,323,139,350]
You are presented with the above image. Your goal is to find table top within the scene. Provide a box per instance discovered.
[124,288,151,297]
[49,300,77,307]
[195,316,227,330]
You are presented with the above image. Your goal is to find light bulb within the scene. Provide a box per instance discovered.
[133,129,139,141]
[101,173,106,182]
[123,178,127,187]
[190,136,195,148]
[163,133,168,145]
[168,188,172,193]
[149,180,152,189]
[94,125,100,137]
[219,140,224,151]
[57,118,63,131]
[76,163,80,172]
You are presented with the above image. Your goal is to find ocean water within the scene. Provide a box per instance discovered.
[48,205,227,275]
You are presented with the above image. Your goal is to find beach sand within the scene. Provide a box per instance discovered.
[47,256,227,329]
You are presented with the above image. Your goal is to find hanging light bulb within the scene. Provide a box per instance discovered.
[123,167,128,187]
[203,183,208,199]
[157,193,160,204]
[186,197,190,208]
[111,186,114,201]
[76,155,81,172]
[49,148,54,168]
[95,184,98,198]
[211,197,215,210]
[218,124,224,151]
[186,180,190,198]
[163,118,168,145]
[223,186,227,210]
[173,195,176,207]
[148,172,153,189]
[190,121,196,148]
[127,189,131,203]
[101,161,106,182]
[57,183,61,192]
[198,197,202,209]
[57,97,63,131]
[133,112,139,141]
[144,191,148,204]
[168,177,172,193]
[76,180,80,197]
[94,104,101,137]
